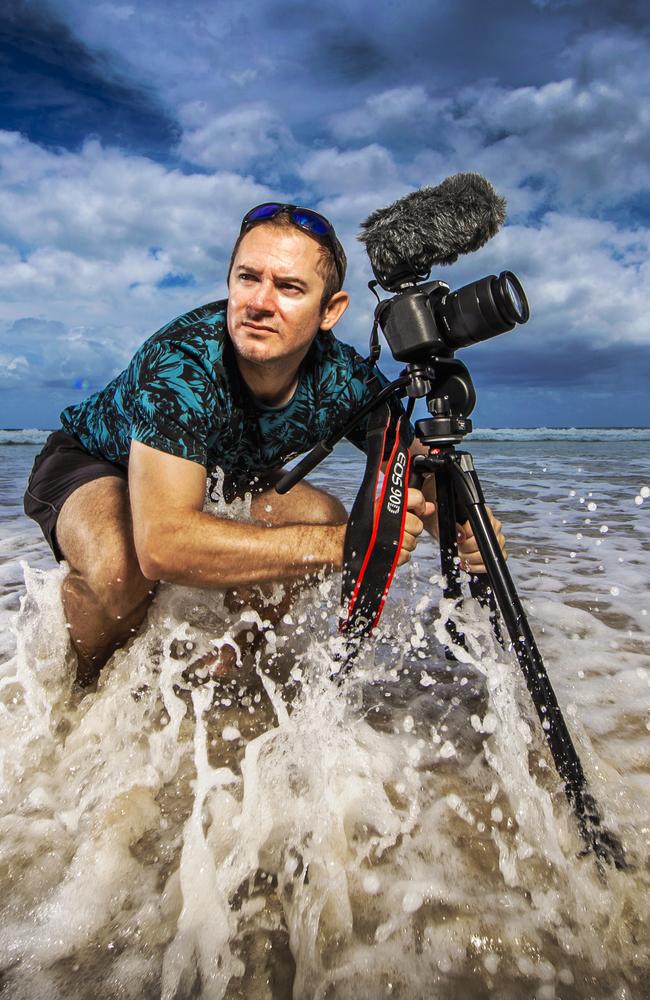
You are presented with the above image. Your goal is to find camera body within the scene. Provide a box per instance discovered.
[375,271,530,364]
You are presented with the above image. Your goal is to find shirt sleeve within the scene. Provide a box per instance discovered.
[129,342,222,465]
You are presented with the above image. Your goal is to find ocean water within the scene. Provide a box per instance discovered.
[0,428,648,1000]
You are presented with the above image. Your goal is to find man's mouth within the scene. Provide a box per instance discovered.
[242,321,277,333]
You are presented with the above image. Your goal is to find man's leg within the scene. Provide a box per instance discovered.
[55,477,156,686]
[55,473,346,685]
[249,477,348,529]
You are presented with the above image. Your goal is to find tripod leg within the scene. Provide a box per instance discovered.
[433,467,462,598]
[413,459,502,650]
[410,463,467,655]
[449,452,626,871]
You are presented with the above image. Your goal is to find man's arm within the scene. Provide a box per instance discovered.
[129,440,346,587]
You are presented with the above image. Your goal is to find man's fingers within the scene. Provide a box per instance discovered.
[456,513,508,574]
[401,531,417,552]
[397,497,433,567]
[404,511,424,538]
[406,488,435,520]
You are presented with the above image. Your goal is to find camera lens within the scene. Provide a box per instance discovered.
[432,270,530,350]
[497,271,530,325]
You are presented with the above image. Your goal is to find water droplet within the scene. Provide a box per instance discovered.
[482,713,497,734]
[402,889,424,913]
[483,953,500,974]
[363,873,381,894]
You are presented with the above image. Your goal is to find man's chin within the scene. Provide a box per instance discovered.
[233,341,278,366]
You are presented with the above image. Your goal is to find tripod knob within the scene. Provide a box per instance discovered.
[415,415,472,444]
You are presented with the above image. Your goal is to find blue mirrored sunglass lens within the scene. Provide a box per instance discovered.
[246,204,283,222]
[291,210,330,235]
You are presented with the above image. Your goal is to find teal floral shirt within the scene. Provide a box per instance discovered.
[60,300,408,494]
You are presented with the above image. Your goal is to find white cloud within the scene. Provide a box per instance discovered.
[329,86,443,142]
[0,317,129,395]
[441,211,650,352]
[177,101,297,171]
[0,352,29,387]
[325,31,650,215]
[0,131,277,328]
[0,133,269,261]
[299,144,401,197]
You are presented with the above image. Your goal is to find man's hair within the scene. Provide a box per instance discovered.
[227,209,347,313]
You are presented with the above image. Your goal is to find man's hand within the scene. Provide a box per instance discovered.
[397,488,436,567]
[395,480,507,574]
[456,507,507,574]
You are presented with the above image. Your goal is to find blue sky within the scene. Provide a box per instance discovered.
[1,0,648,428]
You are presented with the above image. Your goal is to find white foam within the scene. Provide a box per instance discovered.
[0,428,53,445]
[466,426,650,441]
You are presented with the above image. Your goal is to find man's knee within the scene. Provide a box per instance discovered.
[90,552,154,619]
[65,550,154,621]
[56,477,155,619]
[251,481,347,527]
[305,486,347,525]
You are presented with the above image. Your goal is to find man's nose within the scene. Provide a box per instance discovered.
[247,280,276,313]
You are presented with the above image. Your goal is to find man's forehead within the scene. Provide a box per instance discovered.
[234,225,323,277]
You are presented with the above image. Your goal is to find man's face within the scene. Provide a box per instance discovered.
[227,224,332,370]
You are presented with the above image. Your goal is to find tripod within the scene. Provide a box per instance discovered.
[277,357,626,871]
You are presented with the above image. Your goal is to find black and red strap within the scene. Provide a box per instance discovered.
[340,404,411,639]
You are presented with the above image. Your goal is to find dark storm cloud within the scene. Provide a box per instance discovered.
[570,0,650,33]
[465,335,650,391]
[265,0,569,94]
[0,0,176,154]
[319,38,385,83]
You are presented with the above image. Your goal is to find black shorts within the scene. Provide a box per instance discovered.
[23,430,128,562]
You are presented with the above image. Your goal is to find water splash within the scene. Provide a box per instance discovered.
[0,549,648,998]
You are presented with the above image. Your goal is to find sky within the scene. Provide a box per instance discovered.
[0,0,649,429]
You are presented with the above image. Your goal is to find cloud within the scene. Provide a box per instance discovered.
[176,101,297,175]
[329,87,447,145]
[479,213,650,348]
[458,33,650,207]
[0,316,128,396]
[0,130,274,324]
[299,145,401,197]
[0,0,176,154]
[0,132,265,258]
[1,1,649,428]
[327,30,650,220]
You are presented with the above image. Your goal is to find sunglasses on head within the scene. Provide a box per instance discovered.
[240,202,344,285]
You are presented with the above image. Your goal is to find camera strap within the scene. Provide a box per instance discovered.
[339,404,411,639]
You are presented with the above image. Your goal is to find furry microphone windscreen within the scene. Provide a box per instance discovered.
[358,173,507,279]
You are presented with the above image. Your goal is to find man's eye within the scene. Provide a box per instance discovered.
[280,282,301,292]
[239,272,258,282]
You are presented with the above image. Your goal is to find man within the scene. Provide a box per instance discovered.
[24,203,504,685]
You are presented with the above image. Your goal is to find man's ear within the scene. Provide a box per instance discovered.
[320,291,350,331]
